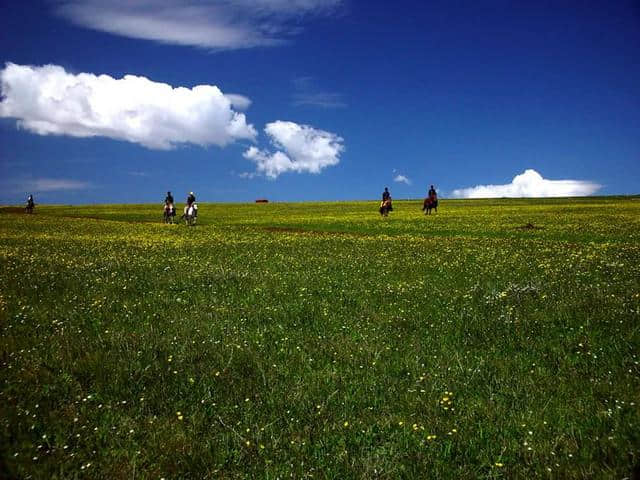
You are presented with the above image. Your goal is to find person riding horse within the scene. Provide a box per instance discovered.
[380,187,393,216]
[186,192,195,208]
[423,185,438,215]
[163,191,175,223]
[25,194,35,214]
[182,191,198,225]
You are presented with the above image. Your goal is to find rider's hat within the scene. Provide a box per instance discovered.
[190,191,194,195]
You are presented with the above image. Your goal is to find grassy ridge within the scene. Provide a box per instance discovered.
[1,198,639,478]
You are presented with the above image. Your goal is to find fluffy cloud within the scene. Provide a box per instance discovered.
[451,169,601,198]
[0,63,256,149]
[55,0,343,50]
[243,121,344,178]
[394,174,411,185]
[224,94,252,111]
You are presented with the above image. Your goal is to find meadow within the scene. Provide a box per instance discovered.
[1,197,639,479]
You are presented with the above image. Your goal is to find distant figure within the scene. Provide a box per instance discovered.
[186,191,196,208]
[423,185,438,215]
[183,191,198,225]
[380,187,393,216]
[25,194,35,214]
[429,185,438,213]
[163,191,175,224]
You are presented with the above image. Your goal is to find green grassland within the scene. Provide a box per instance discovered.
[1,197,639,479]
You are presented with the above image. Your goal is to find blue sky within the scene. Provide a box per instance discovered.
[1,0,639,204]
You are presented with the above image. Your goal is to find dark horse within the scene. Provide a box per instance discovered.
[422,195,438,215]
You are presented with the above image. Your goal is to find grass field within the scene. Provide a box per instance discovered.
[1,197,639,479]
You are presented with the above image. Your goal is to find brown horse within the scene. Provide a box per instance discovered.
[379,199,393,217]
[422,195,438,215]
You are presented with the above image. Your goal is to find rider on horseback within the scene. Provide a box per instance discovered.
[423,185,438,215]
[429,185,438,213]
[380,187,393,216]
[26,194,35,214]
[163,191,175,223]
[183,191,198,224]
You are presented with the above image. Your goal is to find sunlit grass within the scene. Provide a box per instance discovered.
[1,197,639,478]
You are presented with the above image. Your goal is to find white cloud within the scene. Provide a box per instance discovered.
[55,0,343,50]
[224,94,252,111]
[292,92,346,108]
[243,120,344,178]
[32,178,91,192]
[291,76,346,108]
[0,63,256,150]
[238,171,257,179]
[2,177,91,193]
[394,174,411,185]
[451,169,601,198]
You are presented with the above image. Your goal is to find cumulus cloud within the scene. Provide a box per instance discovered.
[224,93,252,111]
[451,169,601,198]
[55,0,343,50]
[243,120,344,178]
[394,174,411,185]
[0,63,256,149]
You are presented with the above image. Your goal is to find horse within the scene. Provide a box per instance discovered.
[182,203,198,226]
[379,199,393,217]
[163,203,175,224]
[25,201,34,214]
[422,196,438,215]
